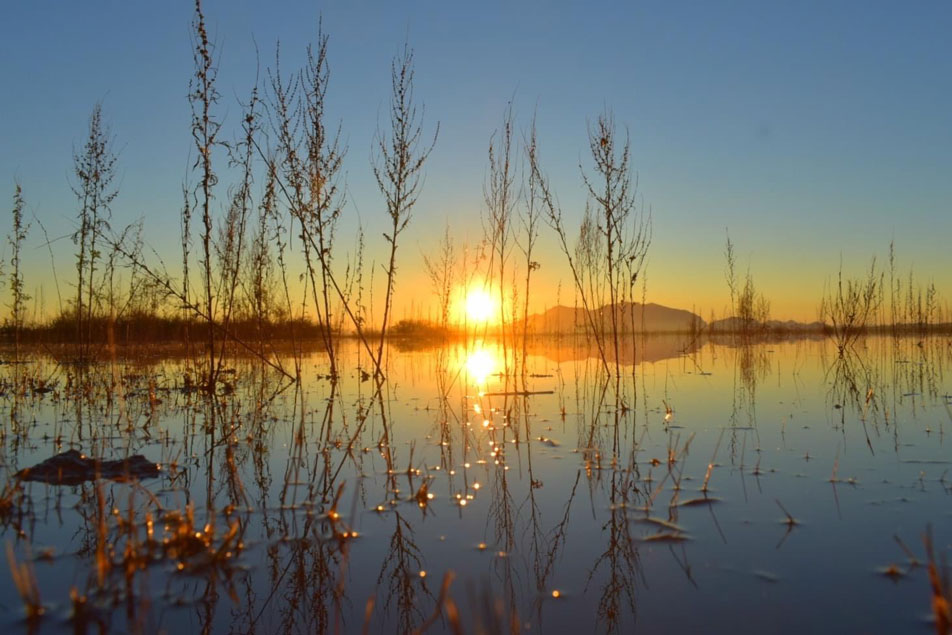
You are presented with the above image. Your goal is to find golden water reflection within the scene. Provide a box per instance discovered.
[464,343,499,385]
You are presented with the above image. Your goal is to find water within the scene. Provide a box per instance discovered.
[1,335,949,633]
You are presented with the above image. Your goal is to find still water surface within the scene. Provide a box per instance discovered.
[1,335,949,633]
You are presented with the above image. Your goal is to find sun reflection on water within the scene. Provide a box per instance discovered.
[464,345,498,385]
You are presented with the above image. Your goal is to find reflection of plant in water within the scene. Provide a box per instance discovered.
[724,339,772,467]
[561,347,645,632]
[59,482,249,633]
[737,340,771,401]
[891,337,946,405]
[0,480,28,534]
[823,336,950,455]
[266,483,356,633]
[275,527,347,634]
[587,467,642,634]
[526,468,580,625]
[826,349,883,436]
[576,372,613,464]
[487,445,520,630]
[8,329,951,632]
[376,511,431,632]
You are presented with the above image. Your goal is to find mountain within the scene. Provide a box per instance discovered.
[524,302,705,334]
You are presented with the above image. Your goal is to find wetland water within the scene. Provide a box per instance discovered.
[1,335,950,633]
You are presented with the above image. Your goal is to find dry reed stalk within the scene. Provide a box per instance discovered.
[71,103,119,362]
[924,527,952,635]
[7,183,30,362]
[6,542,43,620]
[189,0,221,389]
[372,42,438,377]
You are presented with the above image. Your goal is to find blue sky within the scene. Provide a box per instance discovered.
[1,0,950,320]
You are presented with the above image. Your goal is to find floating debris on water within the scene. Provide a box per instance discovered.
[16,450,160,485]
[640,531,691,543]
[678,496,722,507]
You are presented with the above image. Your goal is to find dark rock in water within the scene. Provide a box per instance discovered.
[16,449,160,485]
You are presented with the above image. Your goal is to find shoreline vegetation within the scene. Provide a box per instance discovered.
[1,304,949,351]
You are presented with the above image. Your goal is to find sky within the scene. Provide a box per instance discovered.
[1,0,950,323]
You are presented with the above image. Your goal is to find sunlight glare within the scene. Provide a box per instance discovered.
[465,288,495,324]
[465,347,497,385]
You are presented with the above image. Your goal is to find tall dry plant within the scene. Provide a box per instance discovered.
[519,119,543,381]
[820,257,882,354]
[180,181,195,360]
[888,240,897,334]
[371,42,438,375]
[724,232,737,323]
[302,25,346,372]
[265,43,306,323]
[737,273,770,331]
[483,103,517,366]
[189,0,221,388]
[529,110,651,376]
[266,23,347,377]
[259,159,299,354]
[723,231,770,336]
[213,75,260,375]
[7,183,31,360]
[72,102,118,360]
[245,153,280,347]
[422,225,456,396]
[582,112,650,377]
[422,224,456,332]
[530,141,607,369]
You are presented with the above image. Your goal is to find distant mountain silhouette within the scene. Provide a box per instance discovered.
[520,303,827,334]
[524,302,704,334]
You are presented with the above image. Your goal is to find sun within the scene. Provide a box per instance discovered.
[465,288,496,324]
